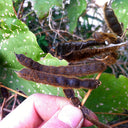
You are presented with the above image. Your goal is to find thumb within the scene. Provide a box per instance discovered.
[41,105,84,128]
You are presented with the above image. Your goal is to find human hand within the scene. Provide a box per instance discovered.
[0,94,98,128]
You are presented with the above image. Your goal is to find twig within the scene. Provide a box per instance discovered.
[110,120,128,127]
[5,95,15,109]
[81,72,102,106]
[121,28,128,39]
[17,0,25,19]
[13,6,17,16]
[0,84,28,98]
[0,107,11,113]
[5,95,14,104]
[52,8,64,46]
[95,112,128,116]
[58,29,84,40]
[20,10,34,20]
[81,106,111,128]
[48,8,67,42]
[96,72,102,80]
[81,89,92,106]
[35,29,84,40]
[12,94,17,110]
[116,63,128,76]
[109,65,116,75]
[0,98,6,119]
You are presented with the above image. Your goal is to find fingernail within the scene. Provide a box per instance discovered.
[58,105,83,128]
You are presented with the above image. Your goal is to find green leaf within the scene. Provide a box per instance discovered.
[0,0,15,26]
[67,0,87,32]
[31,0,63,19]
[112,0,128,33]
[0,65,37,95]
[39,53,68,66]
[84,73,128,123]
[0,0,43,69]
[0,0,43,94]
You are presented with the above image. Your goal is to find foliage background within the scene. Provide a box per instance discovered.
[0,0,128,127]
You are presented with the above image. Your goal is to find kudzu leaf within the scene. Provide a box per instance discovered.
[67,0,87,32]
[0,65,37,95]
[0,0,66,97]
[39,53,68,66]
[0,0,42,69]
[84,73,128,123]
[31,0,63,19]
[0,0,43,94]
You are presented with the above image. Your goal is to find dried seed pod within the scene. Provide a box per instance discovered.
[103,2,123,36]
[63,89,75,98]
[56,39,106,56]
[61,42,126,62]
[15,53,107,76]
[93,32,122,44]
[100,52,118,65]
[16,68,101,89]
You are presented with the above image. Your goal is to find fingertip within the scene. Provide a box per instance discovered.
[58,105,84,128]
[41,105,84,128]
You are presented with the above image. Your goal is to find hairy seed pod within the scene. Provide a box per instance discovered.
[61,42,126,62]
[63,89,75,98]
[16,68,101,89]
[15,54,107,76]
[93,32,122,44]
[103,2,123,36]
[56,39,106,56]
[101,52,118,65]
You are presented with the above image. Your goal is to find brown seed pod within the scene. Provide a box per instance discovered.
[56,39,106,57]
[15,53,107,76]
[93,32,123,44]
[103,2,123,36]
[16,68,101,89]
[100,52,118,65]
[61,42,126,62]
[63,89,75,98]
